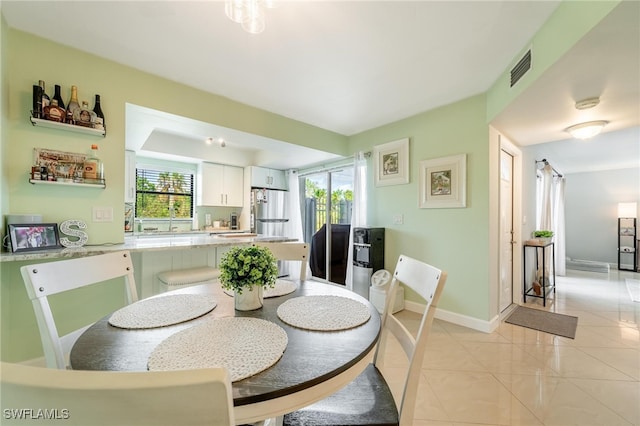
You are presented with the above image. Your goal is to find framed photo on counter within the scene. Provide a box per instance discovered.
[8,223,62,253]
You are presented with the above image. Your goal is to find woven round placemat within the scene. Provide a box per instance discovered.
[147,317,288,382]
[223,278,297,298]
[108,294,217,329]
[277,295,371,331]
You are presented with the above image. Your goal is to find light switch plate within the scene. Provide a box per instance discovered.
[93,207,113,222]
[392,214,404,225]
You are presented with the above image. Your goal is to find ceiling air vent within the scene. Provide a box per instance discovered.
[510,49,531,87]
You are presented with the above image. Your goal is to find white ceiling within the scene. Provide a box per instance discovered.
[2,1,638,172]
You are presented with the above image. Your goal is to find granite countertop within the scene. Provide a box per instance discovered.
[0,233,297,262]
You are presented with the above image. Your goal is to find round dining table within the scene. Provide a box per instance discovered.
[70,280,381,424]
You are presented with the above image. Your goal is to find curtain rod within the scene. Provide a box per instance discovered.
[298,151,371,177]
[536,159,563,177]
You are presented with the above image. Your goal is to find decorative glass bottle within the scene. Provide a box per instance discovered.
[93,94,105,131]
[83,144,104,181]
[52,84,66,109]
[66,85,81,124]
[74,101,96,128]
[43,99,65,122]
[32,85,43,118]
[39,80,50,108]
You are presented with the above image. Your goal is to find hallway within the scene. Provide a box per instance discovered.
[387,268,640,425]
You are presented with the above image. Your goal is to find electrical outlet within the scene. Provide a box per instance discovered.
[93,207,113,223]
[392,214,404,225]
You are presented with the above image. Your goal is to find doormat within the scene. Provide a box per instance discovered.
[626,279,640,302]
[505,306,578,339]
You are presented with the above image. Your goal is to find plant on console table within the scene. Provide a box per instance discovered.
[219,245,278,311]
[532,230,554,244]
[528,230,554,296]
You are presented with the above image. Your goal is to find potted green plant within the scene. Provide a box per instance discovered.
[532,230,554,244]
[219,245,278,311]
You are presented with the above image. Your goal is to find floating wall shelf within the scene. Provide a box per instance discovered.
[29,179,106,189]
[30,116,106,137]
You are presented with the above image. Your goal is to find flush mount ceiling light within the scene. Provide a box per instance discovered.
[219,138,226,148]
[565,120,608,140]
[225,0,276,34]
[205,137,213,145]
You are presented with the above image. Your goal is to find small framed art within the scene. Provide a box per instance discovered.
[373,138,409,187]
[8,223,63,253]
[419,154,467,208]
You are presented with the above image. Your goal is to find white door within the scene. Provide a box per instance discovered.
[499,149,514,312]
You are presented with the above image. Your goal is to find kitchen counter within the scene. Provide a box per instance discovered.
[0,233,297,263]
[133,228,246,237]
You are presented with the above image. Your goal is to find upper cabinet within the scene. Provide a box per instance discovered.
[197,163,244,207]
[249,166,288,191]
[124,150,136,203]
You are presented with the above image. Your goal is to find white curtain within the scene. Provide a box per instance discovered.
[553,176,566,275]
[536,163,566,278]
[538,165,553,230]
[345,152,369,291]
[283,170,309,279]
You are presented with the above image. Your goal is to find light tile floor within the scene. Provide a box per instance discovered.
[382,268,640,426]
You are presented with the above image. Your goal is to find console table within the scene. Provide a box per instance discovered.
[523,241,555,306]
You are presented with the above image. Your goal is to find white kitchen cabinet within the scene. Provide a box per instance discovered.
[124,150,136,203]
[197,162,243,207]
[249,166,288,190]
[224,166,244,206]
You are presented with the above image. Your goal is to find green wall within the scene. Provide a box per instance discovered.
[0,2,620,362]
[349,95,491,321]
[4,29,348,245]
[0,10,8,220]
[0,28,347,362]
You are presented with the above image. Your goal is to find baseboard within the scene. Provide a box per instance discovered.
[566,258,610,273]
[403,300,499,333]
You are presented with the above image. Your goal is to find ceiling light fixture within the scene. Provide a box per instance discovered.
[225,0,275,34]
[565,120,608,140]
[205,137,213,145]
[219,139,226,148]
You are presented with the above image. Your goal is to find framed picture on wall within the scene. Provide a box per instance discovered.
[8,223,62,253]
[419,153,467,208]
[373,138,409,187]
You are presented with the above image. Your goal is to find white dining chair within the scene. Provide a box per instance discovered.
[253,242,310,280]
[20,250,139,369]
[283,254,447,426]
[0,362,235,426]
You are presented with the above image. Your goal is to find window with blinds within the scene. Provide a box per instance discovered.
[135,168,194,219]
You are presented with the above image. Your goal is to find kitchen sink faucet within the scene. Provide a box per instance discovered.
[169,206,176,232]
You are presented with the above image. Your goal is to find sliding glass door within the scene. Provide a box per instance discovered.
[302,167,353,284]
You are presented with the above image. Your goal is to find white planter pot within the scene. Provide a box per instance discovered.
[234,285,264,311]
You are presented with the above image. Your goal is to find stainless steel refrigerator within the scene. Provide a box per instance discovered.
[250,188,289,236]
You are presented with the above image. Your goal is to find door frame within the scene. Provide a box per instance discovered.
[499,134,524,306]
[499,148,515,312]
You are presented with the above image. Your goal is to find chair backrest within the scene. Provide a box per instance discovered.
[374,254,447,426]
[0,362,235,426]
[20,251,138,369]
[253,242,310,280]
